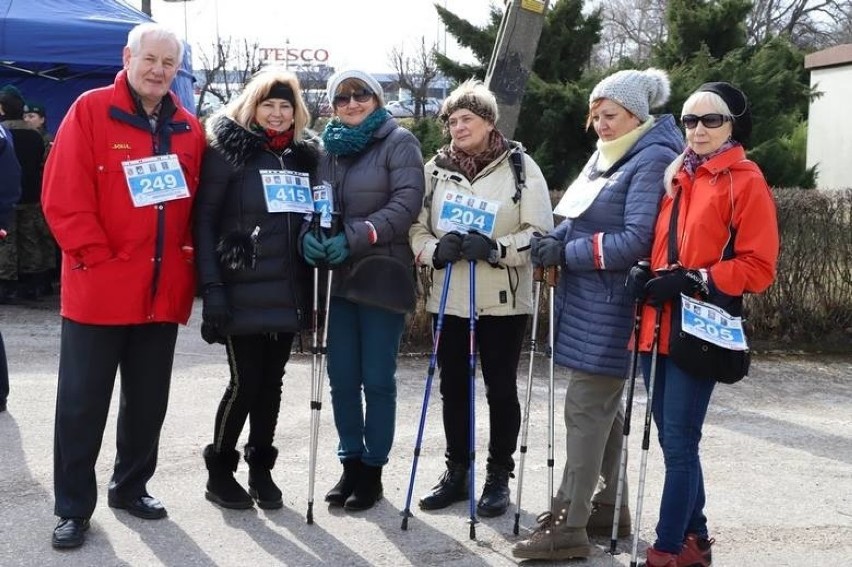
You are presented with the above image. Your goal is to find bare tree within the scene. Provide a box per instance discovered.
[195,37,264,117]
[746,0,852,48]
[389,37,440,118]
[593,0,667,68]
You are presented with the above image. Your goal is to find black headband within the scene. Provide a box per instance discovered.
[263,82,295,106]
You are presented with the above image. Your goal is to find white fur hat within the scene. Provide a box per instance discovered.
[589,68,671,121]
[326,69,385,107]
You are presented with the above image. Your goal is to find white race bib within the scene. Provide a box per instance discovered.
[553,175,608,219]
[680,294,749,351]
[312,182,334,229]
[123,154,190,207]
[437,191,500,238]
[260,169,313,213]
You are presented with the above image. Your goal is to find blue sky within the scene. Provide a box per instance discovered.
[124,0,497,73]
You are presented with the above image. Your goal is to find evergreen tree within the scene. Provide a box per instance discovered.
[654,0,751,66]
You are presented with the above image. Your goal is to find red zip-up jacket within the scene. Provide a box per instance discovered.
[637,145,780,354]
[42,70,205,325]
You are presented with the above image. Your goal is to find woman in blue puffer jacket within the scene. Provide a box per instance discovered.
[513,68,684,561]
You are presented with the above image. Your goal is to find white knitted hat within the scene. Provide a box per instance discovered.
[589,68,671,121]
[326,69,385,107]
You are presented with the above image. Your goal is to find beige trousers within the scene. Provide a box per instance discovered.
[555,369,627,527]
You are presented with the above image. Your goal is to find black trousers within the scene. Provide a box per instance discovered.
[0,331,8,403]
[437,314,528,471]
[212,333,294,452]
[53,319,178,518]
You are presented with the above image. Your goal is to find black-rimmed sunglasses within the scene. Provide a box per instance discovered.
[681,113,732,129]
[332,89,374,108]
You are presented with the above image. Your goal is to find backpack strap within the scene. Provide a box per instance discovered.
[508,146,526,203]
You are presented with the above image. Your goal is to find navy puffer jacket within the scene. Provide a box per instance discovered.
[551,114,683,377]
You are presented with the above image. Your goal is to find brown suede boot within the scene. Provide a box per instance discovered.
[512,500,591,560]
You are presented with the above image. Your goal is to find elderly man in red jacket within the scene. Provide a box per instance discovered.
[42,23,205,550]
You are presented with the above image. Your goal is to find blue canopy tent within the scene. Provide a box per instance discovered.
[0,0,196,134]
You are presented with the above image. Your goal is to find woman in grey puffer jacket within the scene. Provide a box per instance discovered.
[301,69,424,512]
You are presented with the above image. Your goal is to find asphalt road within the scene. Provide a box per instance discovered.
[1,297,850,566]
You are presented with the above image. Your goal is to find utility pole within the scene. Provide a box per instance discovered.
[140,0,151,16]
[485,0,550,139]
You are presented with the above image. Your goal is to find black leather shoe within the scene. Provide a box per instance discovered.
[52,517,89,549]
[108,494,168,520]
[419,463,469,511]
[477,468,511,517]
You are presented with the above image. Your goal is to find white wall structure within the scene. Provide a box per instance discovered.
[805,44,852,190]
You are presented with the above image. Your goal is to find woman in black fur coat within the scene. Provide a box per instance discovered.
[193,68,319,510]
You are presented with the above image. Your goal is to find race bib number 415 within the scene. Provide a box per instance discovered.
[437,191,500,238]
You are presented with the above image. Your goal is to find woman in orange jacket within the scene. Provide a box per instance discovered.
[630,82,780,566]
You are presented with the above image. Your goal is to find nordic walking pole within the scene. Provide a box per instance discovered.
[609,292,645,555]
[467,259,478,540]
[629,306,663,567]
[512,265,544,535]
[401,262,454,530]
[306,262,321,523]
[545,266,558,508]
[307,268,333,524]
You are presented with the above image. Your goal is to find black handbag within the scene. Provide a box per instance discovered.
[665,190,750,384]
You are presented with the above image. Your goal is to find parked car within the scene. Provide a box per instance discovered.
[387,97,442,118]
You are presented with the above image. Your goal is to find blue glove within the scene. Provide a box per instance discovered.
[644,268,708,306]
[324,233,350,265]
[302,232,327,267]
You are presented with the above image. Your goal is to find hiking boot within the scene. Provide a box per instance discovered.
[645,546,678,567]
[244,445,283,509]
[325,459,362,507]
[476,467,511,517]
[344,464,383,511]
[678,534,714,566]
[419,462,468,510]
[512,503,591,560]
[586,501,632,538]
[203,444,253,510]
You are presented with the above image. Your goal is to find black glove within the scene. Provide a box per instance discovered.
[625,260,652,302]
[461,231,498,263]
[433,231,463,269]
[644,268,708,306]
[200,321,226,345]
[202,284,232,328]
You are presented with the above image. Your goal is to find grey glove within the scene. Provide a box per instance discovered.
[531,234,564,267]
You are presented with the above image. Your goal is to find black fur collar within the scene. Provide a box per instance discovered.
[208,114,319,172]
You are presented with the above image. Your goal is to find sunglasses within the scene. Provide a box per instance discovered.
[681,113,732,129]
[332,89,374,108]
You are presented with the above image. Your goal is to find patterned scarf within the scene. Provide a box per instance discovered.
[250,122,295,152]
[322,108,391,156]
[445,129,509,182]
[683,139,739,178]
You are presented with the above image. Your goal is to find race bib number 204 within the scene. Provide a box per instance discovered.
[437,191,500,238]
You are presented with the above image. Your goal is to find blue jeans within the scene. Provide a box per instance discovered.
[327,297,405,467]
[641,354,715,554]
[0,330,8,404]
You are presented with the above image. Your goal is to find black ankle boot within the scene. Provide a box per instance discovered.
[477,467,512,517]
[418,462,469,510]
[344,464,383,511]
[244,445,282,510]
[325,459,361,507]
[203,444,253,509]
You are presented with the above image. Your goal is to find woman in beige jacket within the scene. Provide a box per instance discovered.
[409,79,553,518]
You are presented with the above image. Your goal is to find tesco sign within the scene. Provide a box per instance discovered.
[259,47,330,65]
